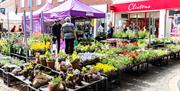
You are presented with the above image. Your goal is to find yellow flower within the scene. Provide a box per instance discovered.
[93,63,116,74]
[30,41,51,51]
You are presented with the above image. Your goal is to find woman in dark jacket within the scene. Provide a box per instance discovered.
[107,22,114,38]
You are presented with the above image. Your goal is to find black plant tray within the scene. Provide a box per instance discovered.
[7,72,108,91]
[150,55,169,66]
[125,60,149,75]
[10,53,33,62]
[38,77,108,91]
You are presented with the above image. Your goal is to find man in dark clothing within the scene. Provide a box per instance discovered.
[52,20,62,53]
[107,22,114,38]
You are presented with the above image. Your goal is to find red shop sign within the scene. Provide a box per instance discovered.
[111,0,180,12]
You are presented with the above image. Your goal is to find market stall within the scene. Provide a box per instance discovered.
[0,32,180,90]
[1,0,180,91]
[23,3,53,33]
[44,0,105,19]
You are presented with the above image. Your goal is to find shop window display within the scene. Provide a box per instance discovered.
[171,14,180,36]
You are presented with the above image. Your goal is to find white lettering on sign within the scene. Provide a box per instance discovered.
[128,3,151,11]
[86,12,94,16]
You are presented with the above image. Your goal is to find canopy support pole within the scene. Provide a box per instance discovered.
[7,11,10,56]
[29,0,33,37]
[148,13,152,48]
[23,10,28,62]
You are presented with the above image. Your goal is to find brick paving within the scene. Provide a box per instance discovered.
[112,61,180,91]
[0,78,26,91]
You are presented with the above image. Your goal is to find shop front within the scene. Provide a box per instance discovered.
[110,0,180,38]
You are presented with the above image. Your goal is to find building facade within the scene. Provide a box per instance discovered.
[111,0,180,37]
[0,0,16,13]
[15,0,112,37]
[16,0,111,13]
[0,0,22,30]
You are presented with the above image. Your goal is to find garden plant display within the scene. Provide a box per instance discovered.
[0,32,180,91]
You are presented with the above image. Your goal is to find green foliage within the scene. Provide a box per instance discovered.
[58,50,67,62]
[0,38,10,54]
[136,50,157,62]
[125,44,139,51]
[101,56,133,69]
[51,76,62,84]
[114,31,128,38]
[47,57,55,62]
[138,39,148,47]
[126,30,135,39]
[76,41,105,53]
[138,31,148,39]
[39,55,47,60]
[69,51,80,62]
[45,50,50,57]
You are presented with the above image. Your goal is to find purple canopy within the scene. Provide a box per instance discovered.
[23,3,53,33]
[44,0,105,19]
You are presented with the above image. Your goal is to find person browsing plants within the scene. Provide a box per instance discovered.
[52,20,62,53]
[61,17,77,55]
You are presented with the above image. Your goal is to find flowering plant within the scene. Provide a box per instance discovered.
[30,41,51,53]
[90,63,116,74]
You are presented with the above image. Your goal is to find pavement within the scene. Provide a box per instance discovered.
[112,60,180,91]
[0,61,180,91]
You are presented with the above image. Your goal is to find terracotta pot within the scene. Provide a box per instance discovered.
[57,83,65,91]
[65,80,75,89]
[28,70,34,82]
[47,61,55,69]
[120,41,128,47]
[35,58,40,64]
[131,41,138,46]
[48,82,59,91]
[71,60,80,69]
[40,60,47,66]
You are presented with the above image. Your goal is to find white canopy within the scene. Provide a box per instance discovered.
[4,12,22,21]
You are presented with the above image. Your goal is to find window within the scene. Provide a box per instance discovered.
[0,8,5,14]
[47,0,52,3]
[0,0,5,3]
[20,0,24,7]
[36,0,41,5]
[57,0,64,2]
[28,0,33,7]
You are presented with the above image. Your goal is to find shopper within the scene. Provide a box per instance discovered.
[52,20,62,53]
[107,21,114,38]
[123,22,128,32]
[11,25,16,32]
[16,25,22,32]
[61,17,77,55]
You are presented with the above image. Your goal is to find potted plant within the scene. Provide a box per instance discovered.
[24,64,34,80]
[69,51,80,69]
[32,72,51,88]
[65,73,76,89]
[39,55,47,66]
[46,57,55,69]
[58,50,67,63]
[73,69,83,86]
[48,76,64,91]
[35,53,40,64]
[59,62,70,72]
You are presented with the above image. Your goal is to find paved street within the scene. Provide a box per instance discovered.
[112,60,180,91]
[0,77,26,91]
